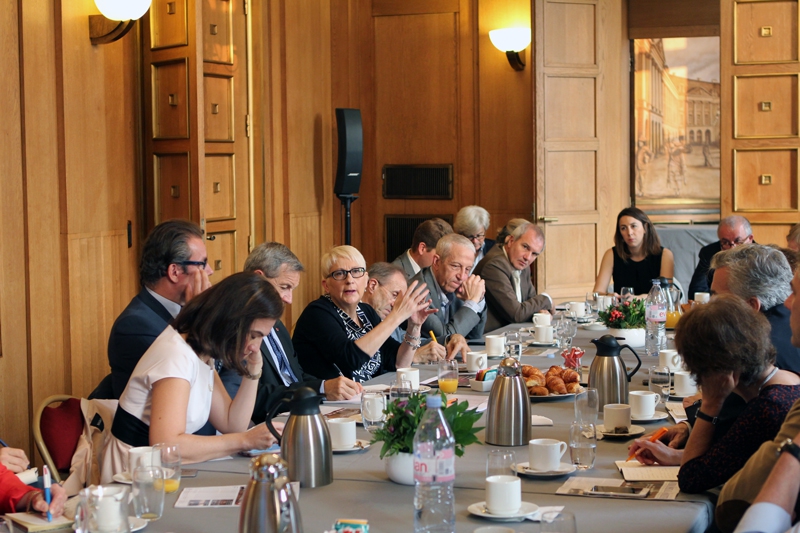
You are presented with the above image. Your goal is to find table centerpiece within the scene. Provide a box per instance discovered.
[370,392,483,485]
[597,298,646,347]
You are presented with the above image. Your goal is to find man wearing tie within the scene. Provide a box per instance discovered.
[479,221,552,331]
[219,243,361,422]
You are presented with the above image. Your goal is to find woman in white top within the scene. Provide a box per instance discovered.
[102,272,284,481]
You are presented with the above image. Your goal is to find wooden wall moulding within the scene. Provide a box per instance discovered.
[734,0,799,64]
[204,154,236,221]
[372,0,459,17]
[151,59,190,139]
[544,0,598,69]
[540,222,598,290]
[203,0,233,64]
[154,152,192,222]
[150,0,189,50]
[733,73,799,138]
[203,74,234,142]
[544,150,598,213]
[205,229,237,283]
[733,147,799,212]
[543,76,598,141]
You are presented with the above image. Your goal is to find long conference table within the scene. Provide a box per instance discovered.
[136,324,714,533]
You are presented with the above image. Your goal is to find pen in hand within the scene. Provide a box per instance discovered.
[626,427,668,462]
[332,363,344,377]
[43,464,52,522]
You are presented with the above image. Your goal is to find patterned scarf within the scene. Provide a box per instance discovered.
[324,295,382,382]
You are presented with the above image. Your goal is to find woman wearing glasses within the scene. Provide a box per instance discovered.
[293,246,434,382]
[454,205,495,269]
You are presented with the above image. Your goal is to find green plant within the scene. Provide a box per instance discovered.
[598,298,646,329]
[370,392,483,459]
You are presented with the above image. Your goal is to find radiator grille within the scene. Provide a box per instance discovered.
[382,165,453,199]
[385,215,453,262]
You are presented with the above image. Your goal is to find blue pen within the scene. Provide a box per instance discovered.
[43,465,52,522]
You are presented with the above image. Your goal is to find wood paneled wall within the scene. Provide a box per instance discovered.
[629,0,720,38]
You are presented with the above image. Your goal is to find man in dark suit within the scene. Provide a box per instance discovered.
[107,220,213,399]
[479,222,553,331]
[411,234,487,342]
[392,218,452,280]
[688,216,753,299]
[219,243,361,422]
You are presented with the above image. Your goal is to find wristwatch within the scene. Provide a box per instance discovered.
[695,410,719,425]
[776,438,800,463]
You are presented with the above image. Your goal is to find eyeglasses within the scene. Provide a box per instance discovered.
[327,267,367,281]
[465,233,486,242]
[176,260,208,269]
[720,236,751,248]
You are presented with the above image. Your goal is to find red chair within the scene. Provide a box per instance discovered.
[33,395,83,483]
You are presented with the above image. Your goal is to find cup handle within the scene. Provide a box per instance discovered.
[672,355,681,368]
[558,442,567,458]
[653,395,659,406]
[479,356,486,368]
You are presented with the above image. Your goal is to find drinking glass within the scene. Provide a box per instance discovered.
[649,366,671,405]
[153,443,181,494]
[620,287,635,301]
[585,292,598,317]
[541,510,577,533]
[555,315,570,349]
[568,421,596,470]
[566,316,578,342]
[438,360,458,394]
[574,388,599,425]
[389,378,412,401]
[486,449,517,477]
[132,466,165,521]
[360,391,387,433]
[75,485,131,533]
[504,329,521,345]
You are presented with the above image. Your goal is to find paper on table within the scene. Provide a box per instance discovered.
[532,415,554,426]
[323,384,389,405]
[174,485,246,508]
[4,512,72,532]
[420,376,438,385]
[16,467,38,485]
[614,461,679,481]
[450,395,488,412]
[557,477,680,500]
[665,402,687,423]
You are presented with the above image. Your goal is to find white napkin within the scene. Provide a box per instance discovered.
[532,415,553,426]
[528,505,566,521]
[15,467,37,485]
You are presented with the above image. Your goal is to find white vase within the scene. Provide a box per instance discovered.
[608,328,646,348]
[384,451,415,485]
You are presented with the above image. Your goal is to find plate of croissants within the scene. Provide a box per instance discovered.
[522,365,583,400]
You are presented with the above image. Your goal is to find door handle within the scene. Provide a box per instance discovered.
[206,235,216,241]
[538,217,559,223]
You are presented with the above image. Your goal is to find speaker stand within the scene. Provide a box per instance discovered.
[337,194,359,245]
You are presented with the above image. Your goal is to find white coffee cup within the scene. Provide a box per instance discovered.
[603,403,631,433]
[534,325,554,343]
[600,295,614,310]
[533,313,551,326]
[629,391,659,419]
[396,368,420,390]
[467,351,488,372]
[128,446,159,477]
[485,335,505,356]
[674,371,698,396]
[659,349,682,371]
[694,292,710,304]
[567,301,586,317]
[528,438,567,472]
[485,475,521,516]
[327,418,357,449]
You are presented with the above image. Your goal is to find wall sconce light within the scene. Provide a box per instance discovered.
[489,28,532,71]
[89,0,152,45]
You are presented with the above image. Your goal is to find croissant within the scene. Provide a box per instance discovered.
[525,376,544,388]
[546,376,567,395]
[548,365,563,375]
[521,365,537,378]
[565,382,583,394]
[529,386,549,396]
[560,369,580,383]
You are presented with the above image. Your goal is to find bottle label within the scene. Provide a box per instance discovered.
[414,446,455,483]
[647,304,666,321]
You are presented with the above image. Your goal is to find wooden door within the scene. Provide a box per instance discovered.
[143,0,252,281]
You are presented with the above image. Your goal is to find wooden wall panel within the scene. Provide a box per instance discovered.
[752,223,795,245]
[289,214,325,330]
[735,0,797,64]
[629,0,720,38]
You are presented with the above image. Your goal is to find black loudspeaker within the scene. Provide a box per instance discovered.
[334,108,363,196]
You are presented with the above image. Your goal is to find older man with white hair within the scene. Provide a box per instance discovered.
[689,215,754,299]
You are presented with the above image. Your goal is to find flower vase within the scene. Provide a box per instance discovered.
[608,328,645,348]
[384,451,415,485]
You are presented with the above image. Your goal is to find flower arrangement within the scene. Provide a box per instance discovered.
[370,392,483,459]
[598,298,646,329]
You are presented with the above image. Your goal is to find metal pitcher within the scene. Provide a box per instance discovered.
[485,358,531,446]
[588,335,642,406]
[238,453,302,533]
[265,387,332,488]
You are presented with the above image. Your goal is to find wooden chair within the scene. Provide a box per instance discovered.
[32,395,83,483]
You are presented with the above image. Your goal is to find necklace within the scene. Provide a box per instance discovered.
[758,366,779,393]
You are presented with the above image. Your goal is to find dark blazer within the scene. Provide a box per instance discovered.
[411,267,486,342]
[688,241,721,299]
[108,288,174,399]
[391,250,418,281]
[473,243,504,277]
[480,252,551,331]
[764,304,800,374]
[219,319,323,423]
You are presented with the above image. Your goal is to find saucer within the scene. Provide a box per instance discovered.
[669,388,697,400]
[468,501,539,521]
[582,323,607,331]
[597,424,646,438]
[74,517,146,532]
[515,461,576,477]
[112,472,132,484]
[631,411,669,423]
[527,341,558,347]
[332,439,370,453]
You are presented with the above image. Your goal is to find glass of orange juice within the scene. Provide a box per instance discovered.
[153,443,181,493]
[438,360,459,394]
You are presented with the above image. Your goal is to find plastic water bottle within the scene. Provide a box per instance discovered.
[645,279,667,357]
[413,394,456,533]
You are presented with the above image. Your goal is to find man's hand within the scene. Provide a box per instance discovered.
[458,275,485,303]
[413,342,446,364]
[183,268,212,303]
[446,334,469,361]
[0,447,29,473]
[323,376,363,401]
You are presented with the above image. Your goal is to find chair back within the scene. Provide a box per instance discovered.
[33,395,83,483]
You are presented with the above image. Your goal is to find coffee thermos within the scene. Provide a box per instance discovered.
[485,358,531,446]
[239,453,302,533]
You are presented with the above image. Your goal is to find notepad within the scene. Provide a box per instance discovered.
[614,460,679,481]
[4,512,72,532]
